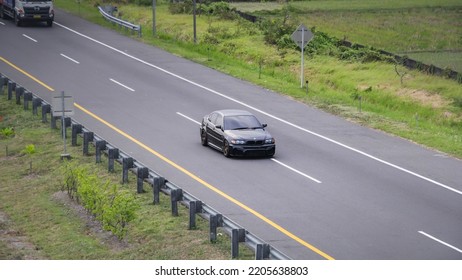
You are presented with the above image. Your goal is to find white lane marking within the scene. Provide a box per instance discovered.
[60,53,80,64]
[272,159,322,184]
[55,22,461,196]
[0,22,5,26]
[177,112,201,125]
[419,231,462,254]
[22,34,37,42]
[109,78,135,92]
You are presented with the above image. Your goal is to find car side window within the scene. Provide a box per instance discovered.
[208,113,218,124]
[215,115,223,127]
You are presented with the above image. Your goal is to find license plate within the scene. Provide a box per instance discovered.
[33,15,41,19]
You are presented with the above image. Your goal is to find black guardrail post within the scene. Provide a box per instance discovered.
[23,90,32,110]
[83,131,94,156]
[108,148,119,172]
[122,157,134,184]
[0,75,6,93]
[231,228,246,259]
[32,97,42,115]
[71,124,82,146]
[95,140,106,163]
[63,117,71,138]
[50,114,58,129]
[189,200,202,230]
[209,214,222,242]
[152,176,165,204]
[255,244,270,260]
[41,104,50,123]
[7,80,15,100]
[137,167,148,193]
[170,188,183,216]
[15,85,23,105]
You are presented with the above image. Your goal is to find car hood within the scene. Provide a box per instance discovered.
[225,129,271,140]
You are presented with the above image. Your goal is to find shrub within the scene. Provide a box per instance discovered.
[62,164,139,239]
[0,127,15,138]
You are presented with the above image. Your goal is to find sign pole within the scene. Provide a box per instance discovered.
[61,91,69,159]
[300,26,304,88]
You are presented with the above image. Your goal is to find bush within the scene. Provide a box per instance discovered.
[62,164,139,239]
[0,127,14,138]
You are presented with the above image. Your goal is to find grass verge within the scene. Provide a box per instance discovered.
[0,91,252,259]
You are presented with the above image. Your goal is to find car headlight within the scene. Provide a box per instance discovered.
[231,139,245,145]
[265,138,275,144]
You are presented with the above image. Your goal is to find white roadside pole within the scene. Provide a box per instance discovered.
[291,24,314,88]
[52,91,74,159]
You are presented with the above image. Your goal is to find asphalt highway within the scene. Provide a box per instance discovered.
[1,10,461,259]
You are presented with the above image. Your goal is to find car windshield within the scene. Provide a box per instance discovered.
[223,115,262,130]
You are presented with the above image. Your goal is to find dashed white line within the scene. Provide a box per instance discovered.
[419,231,462,254]
[0,21,5,26]
[54,21,461,196]
[22,34,37,42]
[60,53,80,64]
[109,78,135,92]
[271,159,322,183]
[177,112,201,125]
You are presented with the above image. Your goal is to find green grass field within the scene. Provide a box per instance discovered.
[234,0,462,72]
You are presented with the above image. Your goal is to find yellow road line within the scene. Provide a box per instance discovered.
[0,56,55,91]
[3,55,334,260]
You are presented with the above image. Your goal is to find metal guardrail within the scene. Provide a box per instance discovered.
[98,6,142,37]
[0,73,291,260]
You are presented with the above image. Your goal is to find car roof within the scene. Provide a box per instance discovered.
[214,109,253,117]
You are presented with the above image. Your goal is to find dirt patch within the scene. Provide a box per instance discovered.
[0,211,44,260]
[51,191,129,252]
[396,88,449,108]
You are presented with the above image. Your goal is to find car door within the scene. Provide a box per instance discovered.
[207,113,223,147]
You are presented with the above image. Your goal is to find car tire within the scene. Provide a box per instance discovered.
[223,140,231,157]
[14,12,21,27]
[200,130,208,146]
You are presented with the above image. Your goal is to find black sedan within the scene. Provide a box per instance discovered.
[200,109,276,157]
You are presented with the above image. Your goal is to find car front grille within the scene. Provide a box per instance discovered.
[246,140,264,145]
[24,7,49,16]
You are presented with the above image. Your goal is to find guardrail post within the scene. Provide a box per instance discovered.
[255,244,270,260]
[170,188,183,216]
[137,167,148,193]
[7,81,15,100]
[0,75,6,93]
[51,114,58,129]
[152,176,165,204]
[83,131,94,156]
[71,124,82,146]
[122,157,134,184]
[15,86,23,105]
[108,148,119,172]
[231,228,246,259]
[62,117,71,138]
[95,140,106,163]
[32,97,42,115]
[41,104,50,123]
[23,90,32,110]
[189,200,202,230]
[209,214,222,242]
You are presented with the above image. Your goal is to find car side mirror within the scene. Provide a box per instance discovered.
[215,125,222,130]
[262,123,267,128]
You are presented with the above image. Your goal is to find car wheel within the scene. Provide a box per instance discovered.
[223,140,231,157]
[200,130,208,146]
[14,12,21,26]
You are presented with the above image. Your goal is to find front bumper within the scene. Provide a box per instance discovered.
[229,144,276,157]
